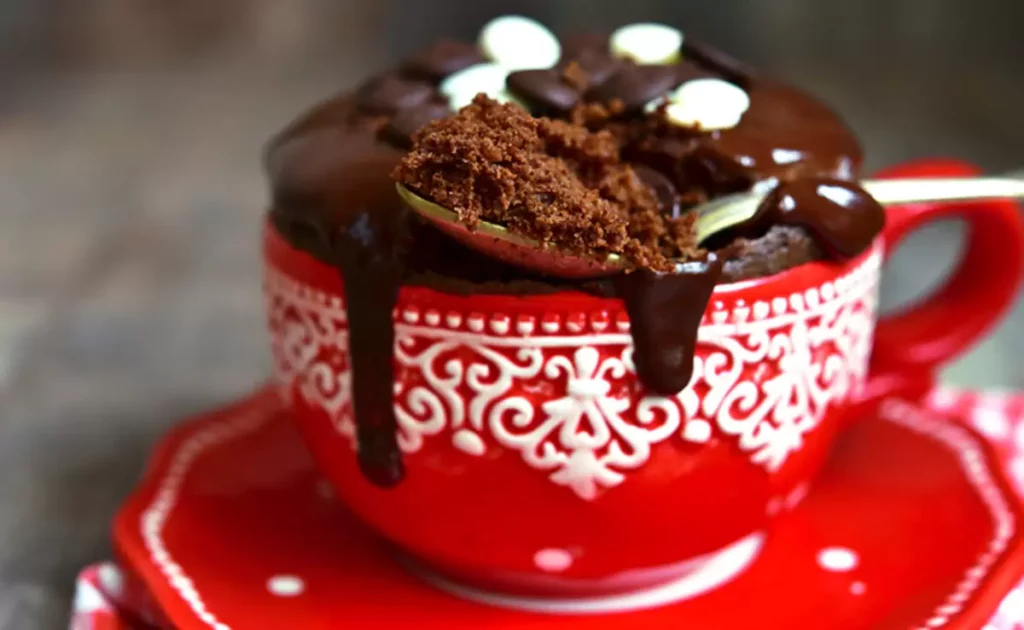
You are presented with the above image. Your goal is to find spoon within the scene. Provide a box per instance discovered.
[396,176,1024,279]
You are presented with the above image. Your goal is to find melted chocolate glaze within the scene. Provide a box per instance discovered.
[269,127,411,485]
[611,256,723,395]
[266,32,883,487]
[336,208,408,486]
[753,178,885,257]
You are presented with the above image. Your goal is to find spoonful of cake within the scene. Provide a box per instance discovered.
[396,176,1024,279]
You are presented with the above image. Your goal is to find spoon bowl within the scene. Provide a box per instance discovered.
[396,175,1024,279]
[396,184,623,278]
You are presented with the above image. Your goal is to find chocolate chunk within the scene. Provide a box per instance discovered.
[402,40,485,82]
[559,32,621,88]
[560,32,609,60]
[682,40,755,86]
[674,59,719,84]
[355,75,436,115]
[379,101,453,149]
[507,69,581,114]
[560,61,590,91]
[586,64,678,112]
[634,165,680,219]
[571,49,622,88]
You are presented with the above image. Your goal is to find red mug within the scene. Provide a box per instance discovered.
[263,159,1023,607]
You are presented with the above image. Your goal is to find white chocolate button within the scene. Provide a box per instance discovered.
[441,63,523,110]
[664,78,750,130]
[479,15,561,71]
[610,23,683,65]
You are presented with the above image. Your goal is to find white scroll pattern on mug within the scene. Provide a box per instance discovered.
[265,246,880,500]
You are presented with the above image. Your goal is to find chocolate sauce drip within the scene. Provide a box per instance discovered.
[335,208,409,486]
[611,257,724,395]
[268,127,412,486]
[751,178,885,257]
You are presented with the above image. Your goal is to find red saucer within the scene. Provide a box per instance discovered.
[113,387,1024,629]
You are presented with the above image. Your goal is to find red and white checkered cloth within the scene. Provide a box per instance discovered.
[70,561,168,630]
[69,389,1024,629]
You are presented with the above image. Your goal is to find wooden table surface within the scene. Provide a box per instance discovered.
[0,1,1022,627]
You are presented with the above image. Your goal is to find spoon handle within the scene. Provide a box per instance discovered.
[862,177,1024,205]
[694,175,1024,244]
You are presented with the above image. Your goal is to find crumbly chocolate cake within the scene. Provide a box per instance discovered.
[394,96,699,271]
[263,18,885,486]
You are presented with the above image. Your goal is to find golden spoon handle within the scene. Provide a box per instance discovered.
[695,175,1024,243]
[862,177,1024,205]
[693,193,763,243]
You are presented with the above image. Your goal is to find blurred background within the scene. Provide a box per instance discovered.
[0,0,1022,626]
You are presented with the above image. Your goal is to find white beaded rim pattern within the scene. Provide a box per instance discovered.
[263,240,882,336]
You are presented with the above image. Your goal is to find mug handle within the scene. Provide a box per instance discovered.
[859,158,1024,403]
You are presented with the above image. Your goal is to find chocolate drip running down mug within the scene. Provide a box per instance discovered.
[263,159,1024,609]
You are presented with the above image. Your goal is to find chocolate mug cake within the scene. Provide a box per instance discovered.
[264,16,885,488]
